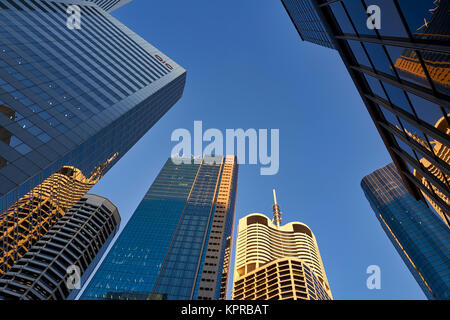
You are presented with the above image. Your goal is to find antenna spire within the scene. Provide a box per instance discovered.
[272,189,281,227]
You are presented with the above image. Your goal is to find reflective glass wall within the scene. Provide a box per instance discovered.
[314,0,449,225]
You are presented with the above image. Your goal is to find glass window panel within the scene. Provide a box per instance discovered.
[362,0,408,37]
[330,1,354,34]
[418,50,450,96]
[347,40,371,67]
[14,142,31,155]
[9,136,22,148]
[364,42,394,75]
[398,118,431,152]
[342,0,377,36]
[381,81,414,114]
[406,92,447,130]
[397,0,442,38]
[364,74,387,99]
[394,134,418,160]
[379,104,401,129]
[385,45,431,89]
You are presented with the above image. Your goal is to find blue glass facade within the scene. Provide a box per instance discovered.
[307,0,450,225]
[0,0,186,211]
[80,156,238,300]
[84,0,132,12]
[361,163,450,299]
[281,0,334,49]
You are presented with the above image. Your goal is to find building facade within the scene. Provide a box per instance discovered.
[0,0,186,274]
[0,194,121,300]
[281,0,334,49]
[283,0,449,224]
[361,163,450,300]
[80,155,238,300]
[84,0,132,12]
[0,0,186,211]
[0,157,115,275]
[232,192,332,300]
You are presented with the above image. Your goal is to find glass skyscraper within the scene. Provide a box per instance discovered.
[0,0,186,270]
[361,163,449,300]
[281,0,334,49]
[80,155,238,300]
[84,0,132,12]
[282,0,449,225]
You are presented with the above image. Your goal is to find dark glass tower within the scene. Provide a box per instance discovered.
[80,155,238,300]
[0,194,121,300]
[283,0,449,224]
[361,163,449,300]
[0,0,186,269]
[281,0,334,49]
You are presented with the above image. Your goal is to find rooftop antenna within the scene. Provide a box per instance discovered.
[272,189,282,227]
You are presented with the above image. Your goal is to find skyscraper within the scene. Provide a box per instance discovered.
[0,0,186,211]
[0,0,186,271]
[361,163,450,300]
[84,0,132,12]
[232,191,332,300]
[0,156,116,275]
[281,0,334,49]
[80,155,238,300]
[0,194,121,300]
[282,0,449,223]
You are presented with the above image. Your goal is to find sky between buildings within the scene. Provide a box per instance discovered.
[84,0,426,299]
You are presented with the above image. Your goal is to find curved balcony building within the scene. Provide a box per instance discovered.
[232,191,332,300]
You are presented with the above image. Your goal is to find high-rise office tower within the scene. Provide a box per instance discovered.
[281,0,334,49]
[85,0,132,12]
[0,0,186,270]
[0,156,116,275]
[232,191,332,300]
[361,163,450,300]
[282,0,449,224]
[0,194,121,300]
[0,0,186,209]
[80,155,238,300]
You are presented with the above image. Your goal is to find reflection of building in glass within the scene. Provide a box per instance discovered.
[0,194,121,300]
[283,1,450,224]
[405,116,450,226]
[0,0,186,218]
[0,154,117,275]
[394,1,449,92]
[232,191,332,300]
[362,163,450,300]
[80,156,238,300]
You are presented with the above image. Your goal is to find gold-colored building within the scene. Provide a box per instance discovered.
[232,191,332,300]
[0,154,117,274]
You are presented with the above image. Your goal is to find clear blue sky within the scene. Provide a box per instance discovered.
[85,0,426,300]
